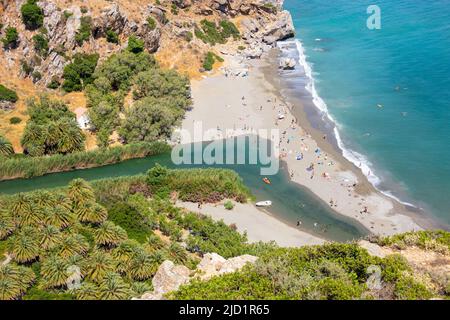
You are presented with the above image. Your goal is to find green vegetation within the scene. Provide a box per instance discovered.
[21,0,44,30]
[0,142,170,180]
[1,27,19,49]
[127,35,145,54]
[0,135,14,157]
[375,230,450,253]
[147,17,157,30]
[75,16,92,46]
[62,53,99,92]
[0,84,18,103]
[195,19,240,46]
[84,48,190,147]
[46,77,60,90]
[202,51,224,71]
[9,117,22,125]
[224,201,234,210]
[20,96,85,156]
[105,29,119,44]
[170,242,436,300]
[184,31,193,42]
[32,33,49,57]
[0,166,448,300]
[0,167,254,300]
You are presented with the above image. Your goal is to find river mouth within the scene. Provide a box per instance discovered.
[0,138,368,242]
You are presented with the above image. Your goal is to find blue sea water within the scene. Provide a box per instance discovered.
[283,0,450,227]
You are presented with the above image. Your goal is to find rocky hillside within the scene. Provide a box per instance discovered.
[0,0,294,151]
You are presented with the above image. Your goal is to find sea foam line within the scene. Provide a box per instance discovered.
[278,39,417,208]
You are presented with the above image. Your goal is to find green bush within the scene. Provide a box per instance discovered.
[202,52,223,71]
[21,0,44,30]
[9,117,22,125]
[46,77,60,89]
[106,29,119,44]
[0,84,18,103]
[224,200,234,210]
[32,33,49,57]
[127,35,145,54]
[195,19,240,45]
[147,17,157,30]
[107,201,154,243]
[62,53,99,92]
[1,27,19,49]
[394,276,433,300]
[75,16,92,46]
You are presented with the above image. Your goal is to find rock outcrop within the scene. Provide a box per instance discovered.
[279,57,296,70]
[137,253,258,300]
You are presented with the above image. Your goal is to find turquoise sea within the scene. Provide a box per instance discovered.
[283,0,450,227]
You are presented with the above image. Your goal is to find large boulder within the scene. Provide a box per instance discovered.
[262,10,295,44]
[140,261,191,300]
[279,57,296,70]
[138,253,258,299]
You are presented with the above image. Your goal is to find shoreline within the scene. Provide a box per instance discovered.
[179,46,435,239]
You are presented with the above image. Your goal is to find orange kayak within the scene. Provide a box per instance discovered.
[262,177,271,185]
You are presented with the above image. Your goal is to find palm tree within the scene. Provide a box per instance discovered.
[146,233,166,252]
[0,211,16,240]
[54,233,89,259]
[166,242,188,265]
[40,255,70,289]
[29,190,57,209]
[10,193,31,218]
[9,226,40,264]
[111,240,140,274]
[75,202,108,225]
[39,225,62,250]
[43,206,75,230]
[67,179,95,207]
[0,135,14,157]
[97,272,132,300]
[83,251,115,284]
[93,221,127,248]
[127,247,158,281]
[75,281,99,300]
[16,202,43,227]
[0,264,35,300]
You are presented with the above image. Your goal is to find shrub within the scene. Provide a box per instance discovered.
[9,117,22,125]
[147,17,157,30]
[1,27,19,49]
[184,31,193,42]
[0,84,18,103]
[202,52,223,71]
[31,71,42,82]
[46,77,60,89]
[195,19,240,45]
[107,202,154,243]
[105,29,119,44]
[127,35,145,54]
[75,16,92,46]
[21,0,44,30]
[62,53,99,92]
[394,276,433,300]
[224,200,234,210]
[32,33,49,57]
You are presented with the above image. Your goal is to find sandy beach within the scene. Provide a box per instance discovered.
[177,48,425,239]
[177,200,324,247]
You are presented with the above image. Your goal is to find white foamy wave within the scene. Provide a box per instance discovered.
[277,39,417,208]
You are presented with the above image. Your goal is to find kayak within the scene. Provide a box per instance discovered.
[262,177,271,185]
[256,201,272,207]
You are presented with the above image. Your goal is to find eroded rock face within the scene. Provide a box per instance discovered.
[92,4,128,38]
[137,253,258,300]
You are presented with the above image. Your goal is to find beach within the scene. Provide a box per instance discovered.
[177,201,324,247]
[178,47,426,240]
